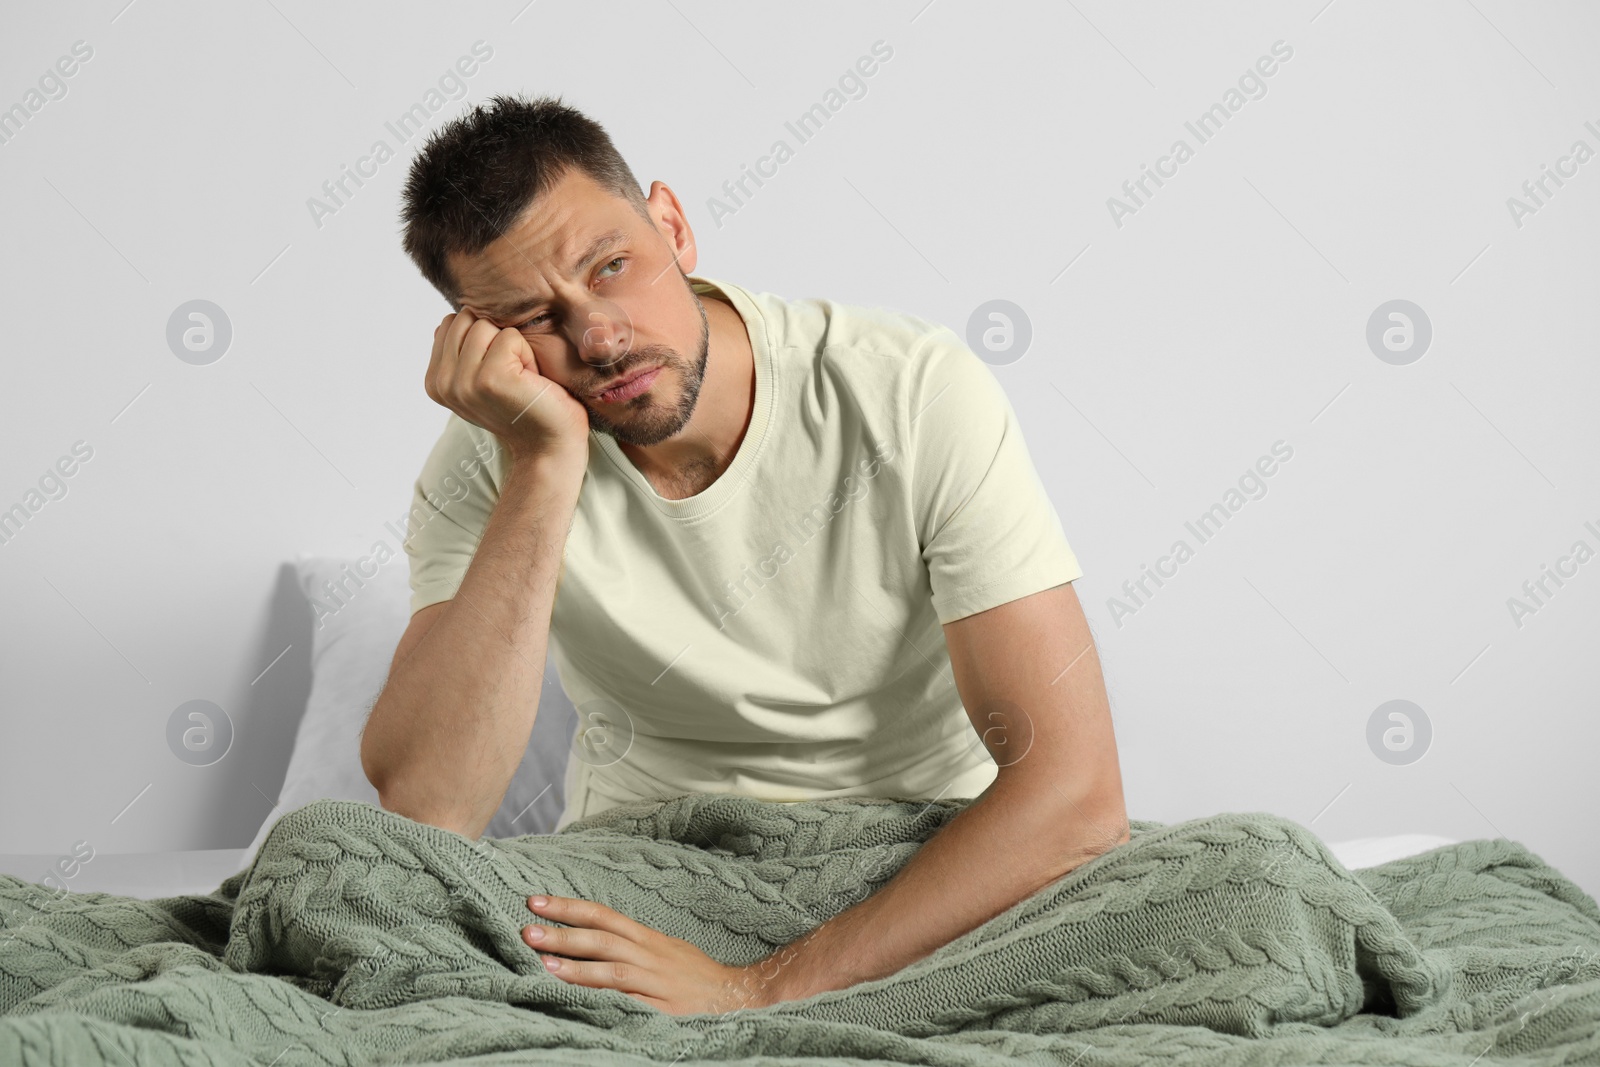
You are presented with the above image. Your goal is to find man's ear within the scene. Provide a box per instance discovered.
[643,181,697,274]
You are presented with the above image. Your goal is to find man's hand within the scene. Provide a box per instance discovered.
[427,308,591,464]
[522,895,780,1014]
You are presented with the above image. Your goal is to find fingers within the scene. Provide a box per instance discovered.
[529,895,655,942]
[424,313,453,406]
[524,895,671,999]
[432,308,548,417]
[535,949,647,993]
[446,314,505,408]
[426,310,480,409]
[482,322,544,393]
[521,921,640,966]
[492,318,545,379]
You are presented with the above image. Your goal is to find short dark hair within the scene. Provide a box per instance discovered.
[399,93,651,307]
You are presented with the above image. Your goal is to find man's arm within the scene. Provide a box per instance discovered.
[754,579,1129,1003]
[362,306,593,840]
[515,578,1129,1013]
[360,452,585,839]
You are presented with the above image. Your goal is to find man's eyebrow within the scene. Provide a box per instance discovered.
[486,228,631,321]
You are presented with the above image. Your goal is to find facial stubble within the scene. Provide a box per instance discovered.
[583,274,711,448]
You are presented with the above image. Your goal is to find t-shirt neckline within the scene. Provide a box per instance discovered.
[590,274,773,521]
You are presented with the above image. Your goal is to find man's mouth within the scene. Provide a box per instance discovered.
[592,364,662,404]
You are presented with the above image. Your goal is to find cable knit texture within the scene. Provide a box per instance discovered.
[2,794,1598,1065]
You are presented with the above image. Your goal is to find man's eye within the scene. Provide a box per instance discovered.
[513,259,624,330]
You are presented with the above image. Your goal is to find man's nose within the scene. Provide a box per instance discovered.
[566,296,634,370]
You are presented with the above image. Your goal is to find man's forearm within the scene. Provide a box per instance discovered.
[362,453,584,838]
[751,766,1130,1005]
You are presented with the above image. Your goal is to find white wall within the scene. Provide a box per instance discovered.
[1,1,1595,896]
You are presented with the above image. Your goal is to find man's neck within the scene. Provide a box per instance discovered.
[617,292,754,501]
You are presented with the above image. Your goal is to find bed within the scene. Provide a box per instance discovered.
[4,798,1596,1066]
[6,557,1594,1065]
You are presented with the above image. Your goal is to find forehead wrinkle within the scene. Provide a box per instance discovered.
[484,226,632,321]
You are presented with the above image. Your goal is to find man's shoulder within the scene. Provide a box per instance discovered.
[414,410,515,492]
[422,409,498,457]
[728,277,967,378]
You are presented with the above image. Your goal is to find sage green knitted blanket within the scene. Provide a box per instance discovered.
[3,794,1598,1066]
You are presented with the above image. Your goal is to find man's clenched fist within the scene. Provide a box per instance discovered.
[425,308,591,464]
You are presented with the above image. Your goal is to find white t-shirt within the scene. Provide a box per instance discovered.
[403,274,1083,831]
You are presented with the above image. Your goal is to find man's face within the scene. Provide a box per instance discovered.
[448,168,709,447]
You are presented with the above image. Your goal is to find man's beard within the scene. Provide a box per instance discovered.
[583,282,711,448]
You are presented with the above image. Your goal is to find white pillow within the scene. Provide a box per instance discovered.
[1325,833,1458,869]
[244,553,576,857]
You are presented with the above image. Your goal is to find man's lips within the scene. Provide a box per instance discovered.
[592,364,662,403]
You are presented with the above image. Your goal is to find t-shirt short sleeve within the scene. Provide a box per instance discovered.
[402,414,508,615]
[909,328,1083,625]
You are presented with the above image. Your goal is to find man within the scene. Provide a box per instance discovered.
[362,94,1130,1015]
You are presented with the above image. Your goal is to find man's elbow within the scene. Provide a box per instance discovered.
[358,692,395,791]
[364,756,409,825]
[1060,794,1130,873]
[359,732,384,797]
[1032,772,1131,879]
[371,773,482,839]
[362,738,480,839]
